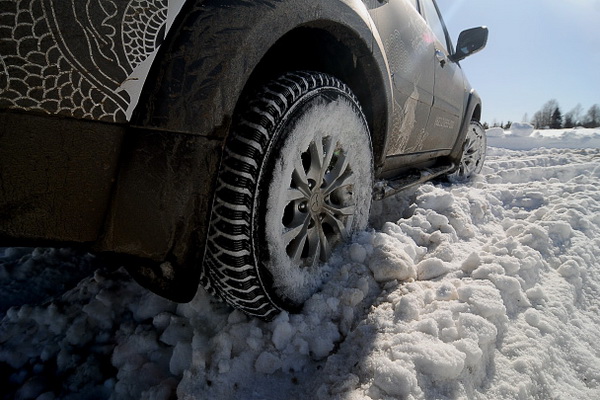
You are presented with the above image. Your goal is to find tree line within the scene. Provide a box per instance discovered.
[531,100,600,129]
[487,101,600,130]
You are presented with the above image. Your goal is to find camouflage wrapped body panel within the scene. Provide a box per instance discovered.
[0,0,168,122]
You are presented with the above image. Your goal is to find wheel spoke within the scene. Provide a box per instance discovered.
[285,187,306,203]
[324,203,355,217]
[307,140,324,182]
[324,169,354,196]
[306,224,321,262]
[323,152,352,191]
[284,216,310,262]
[322,211,349,240]
[292,158,311,196]
[317,222,331,262]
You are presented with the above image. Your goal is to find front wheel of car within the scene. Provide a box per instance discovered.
[448,120,487,182]
[202,71,373,320]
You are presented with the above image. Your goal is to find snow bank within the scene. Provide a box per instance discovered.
[2,140,600,399]
[487,126,600,150]
[485,126,505,137]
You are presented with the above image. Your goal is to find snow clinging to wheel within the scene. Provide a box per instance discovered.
[264,95,373,306]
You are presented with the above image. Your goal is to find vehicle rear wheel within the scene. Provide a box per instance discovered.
[202,71,373,319]
[448,120,487,182]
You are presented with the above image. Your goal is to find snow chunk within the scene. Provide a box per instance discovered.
[453,338,483,366]
[416,258,451,280]
[416,189,454,212]
[457,284,507,321]
[457,313,498,345]
[271,320,294,351]
[307,322,341,360]
[371,358,417,397]
[255,351,281,374]
[410,342,466,379]
[368,234,416,282]
[508,122,534,137]
[486,127,505,137]
[348,243,368,263]
[461,252,482,274]
[170,342,192,376]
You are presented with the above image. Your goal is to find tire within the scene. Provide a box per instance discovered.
[201,71,373,320]
[448,120,487,182]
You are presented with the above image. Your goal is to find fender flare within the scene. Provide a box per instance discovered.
[131,0,393,141]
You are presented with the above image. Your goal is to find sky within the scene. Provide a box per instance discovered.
[437,0,600,126]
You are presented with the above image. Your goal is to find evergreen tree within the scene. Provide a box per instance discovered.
[550,107,562,129]
[563,114,573,128]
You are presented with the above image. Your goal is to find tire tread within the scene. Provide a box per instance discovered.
[201,71,361,319]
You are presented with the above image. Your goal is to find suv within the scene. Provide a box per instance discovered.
[0,0,487,319]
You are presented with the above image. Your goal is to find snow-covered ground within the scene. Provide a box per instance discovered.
[1,128,600,400]
[487,124,600,150]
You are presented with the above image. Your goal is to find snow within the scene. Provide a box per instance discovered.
[488,126,600,150]
[2,129,600,399]
[507,122,535,137]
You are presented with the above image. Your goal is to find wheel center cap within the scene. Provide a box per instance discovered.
[309,191,324,213]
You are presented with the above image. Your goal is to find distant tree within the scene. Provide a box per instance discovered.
[521,113,529,123]
[583,104,600,128]
[563,114,573,128]
[504,121,512,129]
[531,111,542,128]
[550,107,562,129]
[482,122,489,129]
[532,99,559,129]
[564,104,583,128]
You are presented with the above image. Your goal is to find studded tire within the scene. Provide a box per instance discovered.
[201,71,373,320]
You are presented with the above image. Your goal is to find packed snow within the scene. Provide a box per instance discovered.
[1,128,600,400]
[487,123,600,150]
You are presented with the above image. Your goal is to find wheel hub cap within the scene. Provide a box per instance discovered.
[309,191,324,213]
[281,136,355,267]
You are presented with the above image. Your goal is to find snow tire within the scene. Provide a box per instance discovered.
[201,71,373,320]
[448,120,487,182]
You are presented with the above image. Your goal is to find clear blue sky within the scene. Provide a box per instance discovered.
[437,0,600,125]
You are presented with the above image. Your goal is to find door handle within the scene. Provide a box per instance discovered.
[435,49,447,67]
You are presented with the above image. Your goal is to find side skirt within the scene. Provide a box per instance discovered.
[373,162,455,200]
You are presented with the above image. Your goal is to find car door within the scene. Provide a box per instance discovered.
[419,0,467,151]
[368,0,435,157]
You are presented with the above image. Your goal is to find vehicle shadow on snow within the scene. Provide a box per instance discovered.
[0,245,381,400]
[0,247,101,317]
[2,178,509,400]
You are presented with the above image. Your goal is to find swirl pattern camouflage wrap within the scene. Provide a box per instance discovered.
[0,0,168,122]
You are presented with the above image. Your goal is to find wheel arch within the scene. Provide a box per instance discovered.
[132,0,392,156]
[104,0,393,302]
[450,89,483,162]
[233,20,392,168]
